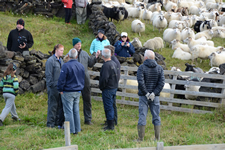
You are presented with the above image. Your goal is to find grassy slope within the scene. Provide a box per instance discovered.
[0,12,225,150]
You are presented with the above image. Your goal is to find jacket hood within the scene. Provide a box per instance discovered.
[143,59,157,68]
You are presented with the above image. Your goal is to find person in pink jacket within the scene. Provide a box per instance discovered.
[62,0,73,24]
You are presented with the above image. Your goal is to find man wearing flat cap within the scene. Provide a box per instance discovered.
[7,19,34,53]
[72,37,101,125]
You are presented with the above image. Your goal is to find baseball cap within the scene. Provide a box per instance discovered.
[121,32,128,37]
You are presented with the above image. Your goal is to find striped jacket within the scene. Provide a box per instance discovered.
[0,75,19,96]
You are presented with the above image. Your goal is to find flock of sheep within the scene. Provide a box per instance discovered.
[92,0,225,101]
[99,0,225,68]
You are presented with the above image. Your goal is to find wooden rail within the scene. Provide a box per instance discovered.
[89,63,225,114]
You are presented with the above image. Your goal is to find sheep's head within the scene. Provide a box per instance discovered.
[208,52,216,59]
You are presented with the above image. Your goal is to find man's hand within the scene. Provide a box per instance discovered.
[19,43,26,49]
[145,92,151,100]
[149,92,155,101]
[96,50,101,58]
[60,92,63,95]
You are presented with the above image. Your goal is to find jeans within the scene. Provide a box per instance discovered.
[102,89,117,121]
[65,8,72,23]
[47,86,64,127]
[0,93,19,122]
[61,92,81,134]
[138,96,161,126]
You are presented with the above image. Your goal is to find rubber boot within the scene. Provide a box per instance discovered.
[137,125,145,141]
[154,125,160,141]
[104,120,114,131]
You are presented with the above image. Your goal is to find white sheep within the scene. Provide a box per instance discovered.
[184,37,214,49]
[127,7,143,19]
[195,29,214,40]
[163,28,181,47]
[172,47,192,60]
[190,45,224,60]
[181,27,195,42]
[184,81,200,100]
[142,8,152,24]
[131,19,145,36]
[143,37,164,51]
[177,0,193,9]
[119,79,138,94]
[166,12,182,23]
[206,2,220,10]
[213,29,225,38]
[160,83,171,98]
[164,0,178,11]
[131,37,142,48]
[208,52,225,67]
[168,20,187,31]
[189,6,201,15]
[152,15,168,32]
[148,3,162,12]
[150,10,164,24]
[171,39,190,52]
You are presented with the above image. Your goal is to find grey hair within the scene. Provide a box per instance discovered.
[102,48,111,59]
[144,50,155,60]
[68,48,78,58]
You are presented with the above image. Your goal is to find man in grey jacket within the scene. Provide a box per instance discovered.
[45,44,65,128]
[72,37,100,125]
[75,0,88,24]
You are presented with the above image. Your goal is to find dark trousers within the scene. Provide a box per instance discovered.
[104,89,117,125]
[65,8,72,23]
[81,82,92,123]
[102,89,117,121]
[47,86,65,127]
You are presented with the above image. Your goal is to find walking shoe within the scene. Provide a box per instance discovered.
[84,121,93,125]
[104,120,114,131]
[12,116,21,122]
[100,120,107,126]
[0,120,3,126]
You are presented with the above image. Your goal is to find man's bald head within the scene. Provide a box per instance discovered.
[144,50,155,60]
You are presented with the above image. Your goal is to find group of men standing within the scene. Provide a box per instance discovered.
[6,19,165,141]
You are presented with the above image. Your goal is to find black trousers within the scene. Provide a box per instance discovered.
[65,8,72,23]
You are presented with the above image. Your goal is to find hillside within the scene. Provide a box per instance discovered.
[1,12,225,71]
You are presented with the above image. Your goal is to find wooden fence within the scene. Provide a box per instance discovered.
[89,63,225,114]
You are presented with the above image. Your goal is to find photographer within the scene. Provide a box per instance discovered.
[7,19,34,53]
[114,32,135,57]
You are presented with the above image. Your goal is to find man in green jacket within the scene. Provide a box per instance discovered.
[72,37,100,125]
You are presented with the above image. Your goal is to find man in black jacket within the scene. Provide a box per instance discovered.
[99,48,118,131]
[136,50,165,141]
[7,19,34,53]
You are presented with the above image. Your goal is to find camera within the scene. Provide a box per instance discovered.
[18,36,27,46]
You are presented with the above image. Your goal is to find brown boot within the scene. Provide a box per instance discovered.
[137,125,145,142]
[154,125,160,141]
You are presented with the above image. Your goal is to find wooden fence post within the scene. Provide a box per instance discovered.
[64,121,71,146]
[168,75,177,107]
[122,68,128,101]
[220,79,225,105]
[157,142,164,150]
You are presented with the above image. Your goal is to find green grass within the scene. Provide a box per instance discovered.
[0,12,225,149]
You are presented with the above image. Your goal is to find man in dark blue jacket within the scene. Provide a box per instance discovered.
[136,50,165,141]
[99,48,118,131]
[57,48,85,134]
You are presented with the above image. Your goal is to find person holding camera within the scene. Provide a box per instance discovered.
[114,32,135,57]
[7,19,34,53]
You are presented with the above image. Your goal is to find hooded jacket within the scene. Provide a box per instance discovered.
[90,37,110,54]
[7,28,34,53]
[62,0,73,8]
[137,59,165,96]
[0,75,19,96]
